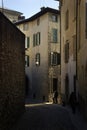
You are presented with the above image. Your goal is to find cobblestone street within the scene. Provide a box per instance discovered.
[12,101,87,130]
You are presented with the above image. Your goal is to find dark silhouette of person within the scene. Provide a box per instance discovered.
[69,92,77,114]
[54,91,58,104]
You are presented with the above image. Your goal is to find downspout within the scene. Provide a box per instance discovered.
[59,1,61,75]
[76,0,78,80]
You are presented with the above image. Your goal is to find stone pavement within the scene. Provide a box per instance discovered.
[64,105,87,130]
[12,99,87,130]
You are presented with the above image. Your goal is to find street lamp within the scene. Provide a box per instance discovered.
[35,61,39,65]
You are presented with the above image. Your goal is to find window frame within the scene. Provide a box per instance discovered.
[50,52,60,66]
[33,32,41,47]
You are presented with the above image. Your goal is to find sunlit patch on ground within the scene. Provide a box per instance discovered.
[25,102,53,107]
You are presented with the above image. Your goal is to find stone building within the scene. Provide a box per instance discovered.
[58,0,77,103]
[16,7,60,102]
[0,12,25,130]
[58,0,87,118]
[0,7,24,22]
[77,0,87,119]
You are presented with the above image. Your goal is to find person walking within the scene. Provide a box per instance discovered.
[69,92,77,114]
[54,90,58,104]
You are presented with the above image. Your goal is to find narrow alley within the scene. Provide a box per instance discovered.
[12,100,87,130]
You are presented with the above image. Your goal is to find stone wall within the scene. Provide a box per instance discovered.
[0,12,25,130]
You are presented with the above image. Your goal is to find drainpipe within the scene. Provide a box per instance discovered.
[76,0,80,99]
[54,0,61,73]
[76,0,78,80]
[59,1,61,76]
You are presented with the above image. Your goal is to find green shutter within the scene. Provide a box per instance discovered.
[36,32,40,45]
[52,29,57,43]
[27,37,30,48]
[27,56,29,66]
[39,32,40,45]
[33,34,35,46]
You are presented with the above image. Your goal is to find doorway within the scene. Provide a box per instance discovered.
[65,74,69,102]
[53,78,58,92]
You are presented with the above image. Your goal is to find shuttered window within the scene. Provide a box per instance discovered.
[50,52,60,65]
[33,32,41,46]
[25,37,30,49]
[52,29,58,43]
[65,41,69,63]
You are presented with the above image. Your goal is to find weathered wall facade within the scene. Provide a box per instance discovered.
[60,0,77,103]
[77,0,87,119]
[16,8,60,102]
[0,12,25,130]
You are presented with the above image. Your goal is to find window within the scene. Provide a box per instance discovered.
[23,23,29,31]
[25,37,30,49]
[37,32,40,45]
[65,9,69,30]
[25,55,29,67]
[51,14,58,22]
[52,29,58,43]
[74,0,76,19]
[73,35,76,61]
[37,18,40,25]
[35,53,40,66]
[65,41,69,63]
[85,2,87,38]
[50,52,60,66]
[33,32,41,46]
[33,34,36,47]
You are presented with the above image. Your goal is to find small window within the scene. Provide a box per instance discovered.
[25,55,29,67]
[25,37,30,49]
[51,14,58,22]
[37,18,40,25]
[35,53,40,66]
[50,52,60,66]
[23,23,29,31]
[65,9,69,30]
